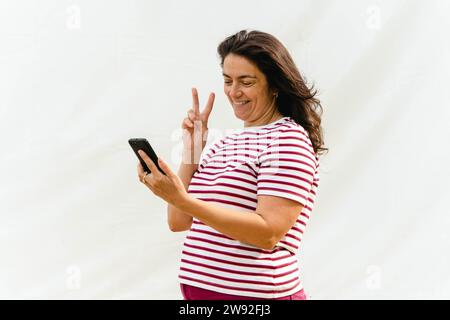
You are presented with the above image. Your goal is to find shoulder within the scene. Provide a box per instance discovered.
[273,119,314,149]
[266,118,318,166]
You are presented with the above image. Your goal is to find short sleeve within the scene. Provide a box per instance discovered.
[256,128,317,206]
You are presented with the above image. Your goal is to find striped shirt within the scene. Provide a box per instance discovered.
[178,116,320,299]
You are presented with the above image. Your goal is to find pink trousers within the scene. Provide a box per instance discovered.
[180,284,307,300]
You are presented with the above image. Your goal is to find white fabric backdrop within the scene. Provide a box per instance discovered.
[1,0,449,299]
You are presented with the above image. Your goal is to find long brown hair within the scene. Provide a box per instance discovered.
[217,29,328,156]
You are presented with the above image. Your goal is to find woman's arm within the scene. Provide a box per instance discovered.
[167,162,197,232]
[138,149,302,247]
[177,194,302,250]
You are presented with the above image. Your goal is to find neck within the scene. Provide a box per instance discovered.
[244,100,283,128]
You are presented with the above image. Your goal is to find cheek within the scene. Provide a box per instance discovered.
[245,88,257,101]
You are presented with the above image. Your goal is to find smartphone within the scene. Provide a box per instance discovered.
[128,138,166,175]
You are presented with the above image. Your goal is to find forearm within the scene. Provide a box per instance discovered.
[177,162,198,190]
[178,196,275,250]
[167,161,197,231]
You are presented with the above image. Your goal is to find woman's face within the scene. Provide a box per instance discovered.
[222,54,278,126]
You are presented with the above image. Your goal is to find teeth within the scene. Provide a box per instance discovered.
[235,101,249,105]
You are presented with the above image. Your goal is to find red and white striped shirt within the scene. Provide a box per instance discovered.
[178,116,320,299]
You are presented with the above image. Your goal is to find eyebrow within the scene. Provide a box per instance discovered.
[222,73,257,79]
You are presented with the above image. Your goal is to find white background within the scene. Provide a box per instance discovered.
[1,0,449,299]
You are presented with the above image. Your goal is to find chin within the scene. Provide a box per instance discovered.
[232,108,249,121]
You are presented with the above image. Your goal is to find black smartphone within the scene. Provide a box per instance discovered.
[128,138,166,175]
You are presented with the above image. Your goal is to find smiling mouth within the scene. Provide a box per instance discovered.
[233,100,250,107]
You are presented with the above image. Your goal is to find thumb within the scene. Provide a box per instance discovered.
[157,158,175,178]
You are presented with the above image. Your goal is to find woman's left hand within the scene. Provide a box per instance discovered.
[137,150,189,207]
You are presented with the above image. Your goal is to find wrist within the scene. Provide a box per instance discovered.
[181,151,203,168]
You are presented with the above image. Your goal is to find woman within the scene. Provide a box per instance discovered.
[137,30,327,300]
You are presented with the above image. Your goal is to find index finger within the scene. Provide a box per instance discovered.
[192,87,200,115]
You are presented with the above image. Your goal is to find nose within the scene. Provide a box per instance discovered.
[228,84,242,99]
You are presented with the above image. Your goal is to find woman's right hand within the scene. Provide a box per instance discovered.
[181,88,215,166]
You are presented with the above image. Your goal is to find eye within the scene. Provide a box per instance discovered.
[224,80,232,85]
[242,82,252,86]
